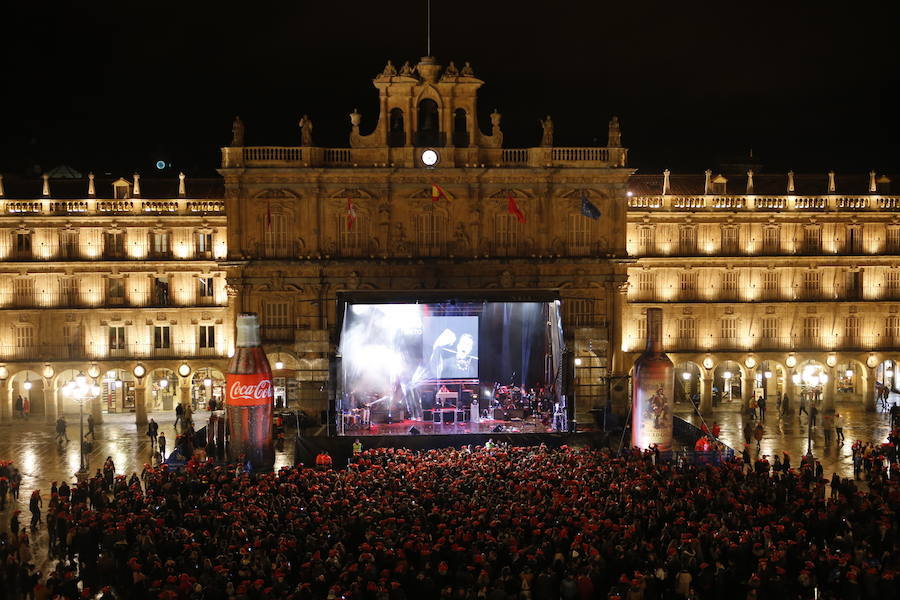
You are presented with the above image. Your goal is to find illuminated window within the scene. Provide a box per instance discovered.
[60,230,78,259]
[763,227,780,254]
[195,232,213,258]
[638,227,655,255]
[886,271,900,293]
[198,277,214,300]
[887,228,900,253]
[13,278,33,307]
[104,232,125,258]
[567,214,591,251]
[761,317,778,340]
[638,271,655,294]
[635,317,647,345]
[107,278,125,305]
[416,212,447,255]
[198,325,216,349]
[763,271,780,299]
[886,316,900,341]
[108,326,126,350]
[15,325,33,348]
[722,271,738,292]
[680,271,698,300]
[14,232,31,258]
[677,317,696,342]
[679,226,697,254]
[720,318,736,340]
[802,271,821,299]
[151,232,170,258]
[154,277,170,306]
[153,325,171,349]
[846,226,862,254]
[721,227,739,254]
[266,213,291,257]
[802,317,820,341]
[803,227,822,254]
[60,277,77,306]
[844,315,860,342]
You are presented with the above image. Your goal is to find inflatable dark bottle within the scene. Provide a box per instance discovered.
[226,313,274,469]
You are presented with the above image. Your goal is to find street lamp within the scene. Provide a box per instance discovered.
[62,372,100,480]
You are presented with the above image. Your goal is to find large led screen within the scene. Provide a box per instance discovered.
[336,299,564,435]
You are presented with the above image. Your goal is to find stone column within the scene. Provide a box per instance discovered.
[134,384,148,426]
[822,368,836,413]
[91,393,103,425]
[0,383,9,423]
[741,371,753,409]
[864,366,877,412]
[699,373,713,416]
[44,381,57,424]
[608,284,628,374]
[180,382,191,409]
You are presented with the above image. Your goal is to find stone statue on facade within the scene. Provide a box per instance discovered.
[608,115,621,148]
[299,114,314,146]
[399,61,413,76]
[382,60,397,77]
[460,61,474,76]
[539,115,553,147]
[444,61,459,77]
[231,116,245,147]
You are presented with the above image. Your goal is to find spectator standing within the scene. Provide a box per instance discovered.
[758,394,767,420]
[85,413,95,440]
[174,403,185,430]
[147,418,159,449]
[835,412,845,443]
[55,417,68,444]
[753,423,765,452]
[28,490,41,529]
[822,413,834,446]
[158,432,167,459]
[781,393,790,415]
[798,394,808,417]
[14,395,23,419]
[810,401,819,428]
[711,421,721,439]
[742,420,753,445]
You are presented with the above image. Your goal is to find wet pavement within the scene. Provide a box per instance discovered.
[676,398,896,479]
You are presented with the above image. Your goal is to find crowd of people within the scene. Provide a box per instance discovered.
[0,438,894,599]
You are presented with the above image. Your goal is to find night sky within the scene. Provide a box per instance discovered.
[2,2,895,177]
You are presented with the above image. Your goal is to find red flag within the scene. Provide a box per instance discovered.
[346,198,357,231]
[431,183,448,203]
[266,200,272,229]
[507,191,526,224]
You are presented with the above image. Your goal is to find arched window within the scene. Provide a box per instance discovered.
[452,108,468,147]
[388,108,405,147]
[415,99,441,147]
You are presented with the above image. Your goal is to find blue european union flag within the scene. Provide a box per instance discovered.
[581,191,601,220]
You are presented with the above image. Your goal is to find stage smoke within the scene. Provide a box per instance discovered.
[408,426,421,436]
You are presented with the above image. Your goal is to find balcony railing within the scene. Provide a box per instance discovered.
[632,246,900,258]
[1,243,221,262]
[629,335,900,354]
[222,145,628,169]
[628,194,900,213]
[0,343,226,362]
[261,326,296,343]
[629,286,900,303]
[0,291,227,310]
[1,199,224,216]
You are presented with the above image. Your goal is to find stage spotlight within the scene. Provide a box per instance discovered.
[408,426,421,435]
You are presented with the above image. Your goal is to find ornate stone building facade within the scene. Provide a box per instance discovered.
[625,170,898,415]
[220,57,631,425]
[0,173,230,425]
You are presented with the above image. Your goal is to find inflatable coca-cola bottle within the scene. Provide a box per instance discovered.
[226,313,274,469]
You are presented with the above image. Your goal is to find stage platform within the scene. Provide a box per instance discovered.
[343,418,549,436]
[295,429,613,468]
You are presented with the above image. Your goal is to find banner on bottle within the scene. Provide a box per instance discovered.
[226,373,274,406]
[632,364,674,451]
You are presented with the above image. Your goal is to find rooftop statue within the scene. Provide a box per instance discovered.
[608,116,621,148]
[443,61,459,78]
[382,60,397,77]
[231,116,245,147]
[539,115,553,147]
[460,61,474,77]
[399,61,414,76]
[299,114,314,146]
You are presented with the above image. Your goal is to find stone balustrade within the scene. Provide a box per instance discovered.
[221,145,627,169]
[0,198,224,216]
[628,194,900,212]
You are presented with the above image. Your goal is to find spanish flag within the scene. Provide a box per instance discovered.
[431,183,448,203]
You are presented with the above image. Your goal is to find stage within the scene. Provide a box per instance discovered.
[342,417,551,436]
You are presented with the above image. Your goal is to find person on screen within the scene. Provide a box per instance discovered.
[429,329,478,379]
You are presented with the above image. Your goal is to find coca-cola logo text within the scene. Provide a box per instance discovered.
[229,379,272,400]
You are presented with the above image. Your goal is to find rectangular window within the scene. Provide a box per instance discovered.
[763,227,780,254]
[887,228,900,253]
[267,214,291,257]
[637,271,655,297]
[198,325,216,349]
[677,317,696,342]
[13,279,34,307]
[195,232,213,257]
[680,271,698,300]
[154,277,170,306]
[108,326,126,350]
[151,232,170,257]
[198,277,214,298]
[804,227,822,253]
[153,325,171,349]
[567,214,591,251]
[495,214,521,253]
[566,299,595,327]
[802,317,820,341]
[263,301,291,342]
[721,271,738,292]
[15,325,33,348]
[638,227,655,254]
[416,212,447,255]
[886,316,900,341]
[60,230,78,258]
[846,227,862,254]
[720,318,737,340]
[761,317,778,340]
[107,278,125,304]
[803,271,820,299]
[104,232,125,258]
[721,228,739,254]
[845,316,860,342]
[60,278,77,305]
[679,227,697,254]
[886,271,900,293]
[635,317,647,347]
[763,271,780,299]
